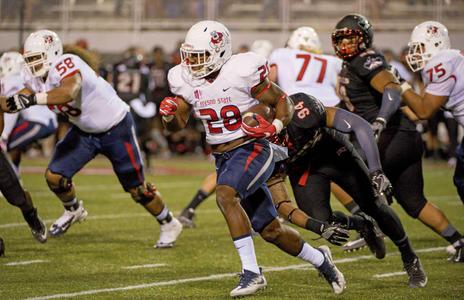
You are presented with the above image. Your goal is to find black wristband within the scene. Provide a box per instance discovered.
[305,218,324,235]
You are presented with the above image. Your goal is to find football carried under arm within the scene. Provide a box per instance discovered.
[5,74,82,113]
[243,78,294,138]
[159,95,192,132]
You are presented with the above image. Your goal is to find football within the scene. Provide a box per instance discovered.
[242,102,275,127]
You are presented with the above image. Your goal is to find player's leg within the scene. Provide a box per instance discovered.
[453,137,464,203]
[0,237,4,257]
[336,150,427,288]
[215,140,274,297]
[383,130,464,262]
[101,113,181,248]
[0,149,47,242]
[245,185,345,294]
[46,126,95,237]
[178,171,217,228]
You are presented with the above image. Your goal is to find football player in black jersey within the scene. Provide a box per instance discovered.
[332,13,464,265]
[0,110,48,248]
[284,92,426,288]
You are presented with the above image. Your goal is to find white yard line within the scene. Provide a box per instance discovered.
[373,271,407,278]
[122,263,167,270]
[0,209,220,229]
[25,246,445,300]
[4,260,49,266]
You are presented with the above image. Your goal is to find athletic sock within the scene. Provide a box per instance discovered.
[156,206,173,224]
[186,190,210,210]
[297,242,324,267]
[393,236,417,264]
[62,197,79,211]
[440,223,463,244]
[233,234,260,274]
[21,207,40,229]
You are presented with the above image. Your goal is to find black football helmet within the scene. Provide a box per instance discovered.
[332,14,373,59]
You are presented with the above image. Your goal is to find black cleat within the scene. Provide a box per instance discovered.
[0,237,4,257]
[404,257,427,288]
[30,215,48,243]
[178,208,196,229]
[317,246,346,294]
[357,212,386,259]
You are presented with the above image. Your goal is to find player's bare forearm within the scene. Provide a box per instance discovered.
[252,79,294,125]
[44,74,82,105]
[402,89,447,119]
[161,96,191,132]
[162,115,187,132]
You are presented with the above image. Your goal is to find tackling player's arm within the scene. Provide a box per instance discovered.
[402,89,448,119]
[2,74,82,113]
[159,95,192,132]
[369,69,403,126]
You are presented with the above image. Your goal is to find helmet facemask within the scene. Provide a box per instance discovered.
[406,42,430,72]
[24,52,49,77]
[332,28,366,59]
[180,45,216,79]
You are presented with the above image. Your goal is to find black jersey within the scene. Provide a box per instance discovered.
[338,49,415,131]
[285,94,351,170]
[112,61,151,103]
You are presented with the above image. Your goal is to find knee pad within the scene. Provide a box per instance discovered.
[132,182,157,205]
[46,173,73,194]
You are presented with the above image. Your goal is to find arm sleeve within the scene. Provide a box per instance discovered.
[377,87,402,122]
[332,108,382,173]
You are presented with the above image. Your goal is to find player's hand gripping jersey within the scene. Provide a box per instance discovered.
[168,52,267,145]
[421,49,464,126]
[23,53,129,133]
[269,48,342,106]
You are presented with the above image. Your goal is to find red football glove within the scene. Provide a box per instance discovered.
[241,114,277,138]
[159,97,178,116]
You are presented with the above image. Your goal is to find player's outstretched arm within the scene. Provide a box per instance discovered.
[402,89,448,120]
[160,95,191,132]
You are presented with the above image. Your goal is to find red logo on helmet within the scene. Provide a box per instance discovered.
[44,35,54,44]
[427,25,439,36]
[210,31,224,45]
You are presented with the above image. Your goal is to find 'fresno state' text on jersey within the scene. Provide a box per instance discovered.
[269,48,342,106]
[422,49,464,126]
[168,52,268,145]
[23,53,129,133]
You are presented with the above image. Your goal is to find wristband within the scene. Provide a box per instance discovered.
[272,119,284,134]
[162,115,174,122]
[36,93,48,105]
[399,81,412,95]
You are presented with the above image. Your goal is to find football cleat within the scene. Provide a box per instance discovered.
[317,245,346,295]
[30,214,48,243]
[357,212,386,259]
[0,237,5,257]
[446,244,456,256]
[154,216,183,249]
[178,208,195,228]
[230,268,267,298]
[404,257,427,288]
[49,201,88,237]
[449,241,464,263]
[342,235,367,253]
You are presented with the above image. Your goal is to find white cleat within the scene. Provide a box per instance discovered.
[230,268,267,298]
[446,244,457,256]
[154,216,183,249]
[317,245,346,294]
[49,201,88,237]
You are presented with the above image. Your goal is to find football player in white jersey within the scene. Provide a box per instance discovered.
[160,20,345,297]
[0,52,57,172]
[0,30,182,248]
[269,26,342,107]
[402,21,464,262]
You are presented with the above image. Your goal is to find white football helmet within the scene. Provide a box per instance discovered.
[23,29,63,77]
[251,40,274,58]
[180,20,232,79]
[0,52,24,78]
[287,27,322,54]
[406,21,450,72]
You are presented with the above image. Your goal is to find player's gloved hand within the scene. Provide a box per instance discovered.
[6,93,37,113]
[159,97,178,121]
[369,170,393,205]
[371,117,386,142]
[320,222,350,246]
[241,114,277,138]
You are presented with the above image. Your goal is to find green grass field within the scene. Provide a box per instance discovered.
[0,157,463,299]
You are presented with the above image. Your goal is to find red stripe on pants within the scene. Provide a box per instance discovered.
[298,170,310,186]
[244,143,264,171]
[124,142,143,183]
